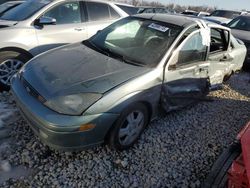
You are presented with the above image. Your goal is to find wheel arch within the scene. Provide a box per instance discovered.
[0,47,33,59]
[104,100,153,143]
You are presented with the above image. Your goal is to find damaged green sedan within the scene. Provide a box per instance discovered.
[11,14,246,151]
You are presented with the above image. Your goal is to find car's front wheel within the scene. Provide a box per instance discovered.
[0,51,31,91]
[109,103,149,150]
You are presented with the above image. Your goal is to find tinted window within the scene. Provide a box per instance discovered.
[116,4,138,15]
[155,8,169,14]
[228,16,250,31]
[1,0,52,21]
[86,2,110,21]
[210,10,241,19]
[143,8,154,13]
[0,2,20,14]
[109,6,120,19]
[177,32,207,65]
[44,2,81,24]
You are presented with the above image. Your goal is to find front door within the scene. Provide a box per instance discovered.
[162,31,209,112]
[35,1,88,54]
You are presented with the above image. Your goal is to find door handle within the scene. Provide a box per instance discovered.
[74,28,85,31]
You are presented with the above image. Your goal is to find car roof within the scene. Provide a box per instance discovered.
[113,2,135,7]
[184,10,198,13]
[51,0,131,5]
[134,14,201,27]
[134,13,229,29]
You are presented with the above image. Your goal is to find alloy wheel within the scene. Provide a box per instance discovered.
[0,59,24,86]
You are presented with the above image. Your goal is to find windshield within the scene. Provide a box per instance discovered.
[87,17,182,67]
[210,10,240,19]
[228,16,250,31]
[1,0,51,21]
[0,2,19,14]
[116,4,139,15]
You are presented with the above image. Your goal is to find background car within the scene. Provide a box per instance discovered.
[227,14,250,69]
[181,10,210,17]
[0,0,130,90]
[197,11,210,17]
[181,10,199,16]
[138,7,176,14]
[203,121,250,188]
[0,1,24,17]
[115,3,139,15]
[205,10,246,24]
[11,14,246,151]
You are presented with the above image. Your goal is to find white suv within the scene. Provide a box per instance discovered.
[0,0,132,89]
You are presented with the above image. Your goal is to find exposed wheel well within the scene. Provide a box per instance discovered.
[223,70,234,82]
[0,47,33,59]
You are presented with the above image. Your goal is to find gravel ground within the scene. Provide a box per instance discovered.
[0,72,250,187]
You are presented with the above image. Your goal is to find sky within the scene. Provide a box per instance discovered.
[149,0,250,10]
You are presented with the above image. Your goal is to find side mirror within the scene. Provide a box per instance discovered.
[221,23,228,27]
[35,16,56,26]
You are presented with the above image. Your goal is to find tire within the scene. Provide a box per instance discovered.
[0,51,31,91]
[108,103,149,150]
[202,142,241,188]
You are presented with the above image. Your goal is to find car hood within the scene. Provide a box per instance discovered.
[0,19,17,28]
[205,16,231,24]
[231,29,250,42]
[22,43,151,99]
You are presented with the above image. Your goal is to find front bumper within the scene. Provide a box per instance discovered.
[11,75,119,151]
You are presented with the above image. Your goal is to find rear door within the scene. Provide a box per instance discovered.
[208,27,232,87]
[162,30,209,112]
[84,1,121,38]
[35,1,88,53]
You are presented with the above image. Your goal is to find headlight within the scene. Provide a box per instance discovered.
[44,93,102,115]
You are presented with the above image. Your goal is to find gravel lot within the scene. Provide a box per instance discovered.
[0,72,250,187]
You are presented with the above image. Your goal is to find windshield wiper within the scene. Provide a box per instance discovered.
[102,47,145,67]
[122,57,145,67]
[83,41,145,67]
[83,40,110,57]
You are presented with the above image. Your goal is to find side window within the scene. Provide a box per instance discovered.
[210,28,229,53]
[143,8,154,13]
[109,6,120,19]
[155,8,167,13]
[176,32,207,66]
[175,25,199,48]
[44,2,81,25]
[86,2,110,21]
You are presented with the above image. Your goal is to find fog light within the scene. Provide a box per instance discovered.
[79,124,96,132]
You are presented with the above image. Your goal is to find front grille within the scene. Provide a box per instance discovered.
[20,76,46,103]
